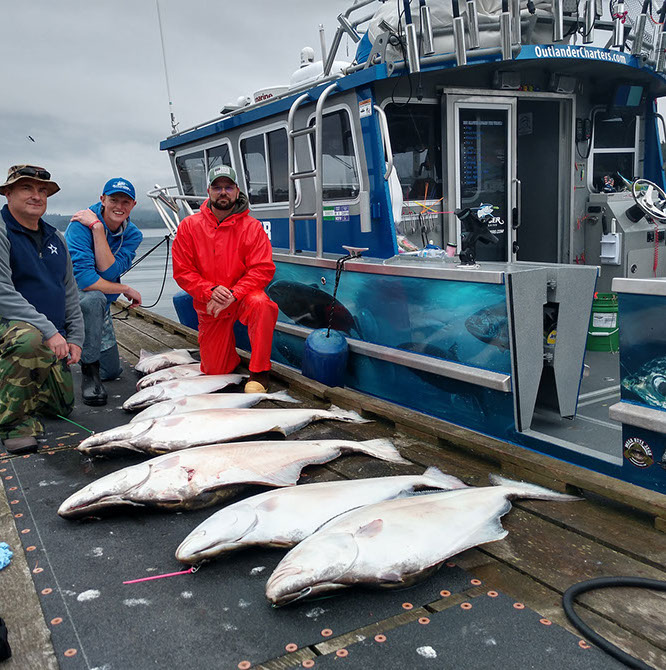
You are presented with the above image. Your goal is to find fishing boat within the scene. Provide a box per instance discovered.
[151,0,666,497]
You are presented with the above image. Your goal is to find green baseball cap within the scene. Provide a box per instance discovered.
[207,165,238,187]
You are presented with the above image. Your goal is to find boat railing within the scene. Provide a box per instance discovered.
[146,184,203,238]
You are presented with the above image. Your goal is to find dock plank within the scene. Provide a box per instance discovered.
[483,508,666,648]
[457,549,666,670]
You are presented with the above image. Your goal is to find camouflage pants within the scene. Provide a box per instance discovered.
[0,320,74,439]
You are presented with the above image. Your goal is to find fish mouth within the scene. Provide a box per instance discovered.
[268,582,348,607]
[58,495,145,519]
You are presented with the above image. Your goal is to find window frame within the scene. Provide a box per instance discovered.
[174,140,235,201]
[306,103,362,205]
[587,106,640,193]
[238,121,292,210]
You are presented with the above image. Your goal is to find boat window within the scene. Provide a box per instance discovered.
[309,109,360,200]
[175,150,206,197]
[240,134,269,204]
[267,129,288,202]
[385,103,442,202]
[207,144,232,170]
[590,111,638,192]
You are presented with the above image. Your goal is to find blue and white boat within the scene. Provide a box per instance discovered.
[152,0,666,494]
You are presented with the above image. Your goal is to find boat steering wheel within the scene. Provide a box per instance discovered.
[631,178,666,222]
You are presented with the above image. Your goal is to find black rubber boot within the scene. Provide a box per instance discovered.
[81,361,108,406]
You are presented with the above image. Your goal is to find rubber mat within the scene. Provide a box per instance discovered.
[311,591,625,669]
[1,364,474,668]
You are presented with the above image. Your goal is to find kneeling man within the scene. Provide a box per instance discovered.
[172,166,277,393]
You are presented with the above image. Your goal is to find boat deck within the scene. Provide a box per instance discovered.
[1,306,665,670]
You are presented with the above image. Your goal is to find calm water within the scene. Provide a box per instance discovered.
[121,228,180,322]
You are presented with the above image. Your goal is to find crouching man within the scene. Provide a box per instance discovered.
[172,166,277,393]
[65,178,143,406]
[0,165,84,454]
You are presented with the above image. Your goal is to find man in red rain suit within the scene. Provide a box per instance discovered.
[172,165,277,393]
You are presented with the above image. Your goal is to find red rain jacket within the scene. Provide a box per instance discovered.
[171,197,275,317]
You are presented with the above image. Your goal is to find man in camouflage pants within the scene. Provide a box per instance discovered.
[0,165,84,454]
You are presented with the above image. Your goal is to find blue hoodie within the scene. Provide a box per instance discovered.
[65,201,143,304]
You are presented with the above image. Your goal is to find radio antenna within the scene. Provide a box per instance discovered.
[156,0,179,134]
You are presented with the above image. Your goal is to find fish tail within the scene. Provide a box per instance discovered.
[327,405,371,423]
[269,391,301,404]
[421,466,469,490]
[356,439,409,464]
[488,474,582,502]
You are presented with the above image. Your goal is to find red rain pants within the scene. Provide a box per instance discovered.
[197,290,278,375]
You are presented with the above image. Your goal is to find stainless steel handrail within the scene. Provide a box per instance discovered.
[373,104,394,180]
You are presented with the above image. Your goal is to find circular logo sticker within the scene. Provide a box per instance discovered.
[623,438,654,468]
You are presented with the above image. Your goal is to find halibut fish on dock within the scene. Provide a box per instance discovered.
[58,439,407,518]
[122,374,247,411]
[78,406,371,456]
[266,474,581,606]
[134,349,198,374]
[130,390,299,423]
[176,467,463,565]
[136,363,204,390]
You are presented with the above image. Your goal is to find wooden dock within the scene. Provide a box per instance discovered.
[1,302,665,669]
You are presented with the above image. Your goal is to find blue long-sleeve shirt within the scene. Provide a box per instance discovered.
[64,201,143,304]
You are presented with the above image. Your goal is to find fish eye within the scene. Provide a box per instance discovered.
[652,375,666,396]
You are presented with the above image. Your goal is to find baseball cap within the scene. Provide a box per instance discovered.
[0,165,60,197]
[208,165,237,187]
[102,177,136,200]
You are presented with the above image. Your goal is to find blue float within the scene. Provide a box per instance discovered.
[302,328,349,388]
[172,290,199,331]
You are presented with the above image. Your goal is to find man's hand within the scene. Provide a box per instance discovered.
[45,333,69,360]
[71,209,102,231]
[122,286,142,307]
[211,285,234,303]
[67,343,82,365]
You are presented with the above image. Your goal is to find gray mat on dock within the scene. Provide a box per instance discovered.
[311,592,625,669]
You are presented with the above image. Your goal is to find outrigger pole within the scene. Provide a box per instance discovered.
[155,0,179,135]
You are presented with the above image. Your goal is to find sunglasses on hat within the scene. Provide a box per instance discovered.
[10,166,51,181]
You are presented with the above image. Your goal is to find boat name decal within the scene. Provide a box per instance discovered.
[533,45,629,65]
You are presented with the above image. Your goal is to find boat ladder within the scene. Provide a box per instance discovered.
[287,82,339,258]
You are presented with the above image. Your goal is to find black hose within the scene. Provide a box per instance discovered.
[562,577,666,670]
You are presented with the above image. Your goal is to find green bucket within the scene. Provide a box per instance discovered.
[586,292,619,352]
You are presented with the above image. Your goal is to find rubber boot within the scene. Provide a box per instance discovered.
[81,361,107,406]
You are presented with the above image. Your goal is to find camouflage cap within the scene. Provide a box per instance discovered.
[0,165,60,197]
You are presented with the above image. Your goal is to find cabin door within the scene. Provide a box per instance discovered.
[447,96,517,263]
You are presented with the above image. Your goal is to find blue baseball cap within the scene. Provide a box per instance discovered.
[102,177,136,200]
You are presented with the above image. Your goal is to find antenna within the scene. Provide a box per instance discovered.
[156,0,179,134]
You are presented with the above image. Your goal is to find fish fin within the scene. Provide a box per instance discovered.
[488,473,582,502]
[137,349,155,362]
[355,518,383,538]
[351,439,410,464]
[254,463,303,487]
[326,405,371,424]
[420,466,469,490]
[268,391,301,404]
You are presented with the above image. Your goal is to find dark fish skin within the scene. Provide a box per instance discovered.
[464,302,509,351]
[267,280,357,335]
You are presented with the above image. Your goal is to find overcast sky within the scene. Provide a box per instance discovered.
[0,0,353,214]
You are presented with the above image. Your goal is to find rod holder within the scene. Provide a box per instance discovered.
[655,31,666,72]
[511,0,521,44]
[319,24,328,63]
[500,11,512,59]
[420,4,436,55]
[466,0,480,48]
[631,12,647,55]
[583,0,595,45]
[453,15,467,65]
[338,14,361,43]
[552,0,564,42]
[405,21,421,73]
[612,2,625,47]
